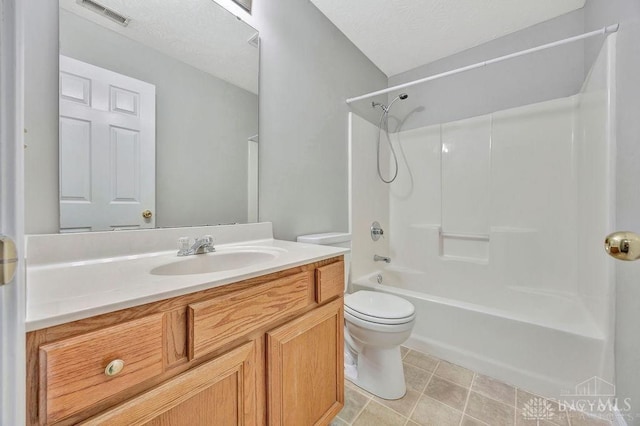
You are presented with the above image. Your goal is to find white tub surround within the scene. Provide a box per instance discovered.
[25,222,348,331]
[348,35,616,400]
[353,272,604,400]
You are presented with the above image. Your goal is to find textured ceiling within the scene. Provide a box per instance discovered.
[310,0,586,77]
[60,0,259,94]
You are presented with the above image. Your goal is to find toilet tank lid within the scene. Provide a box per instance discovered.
[297,232,352,245]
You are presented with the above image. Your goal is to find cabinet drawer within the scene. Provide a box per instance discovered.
[80,340,258,426]
[188,271,313,359]
[315,261,344,304]
[39,313,164,424]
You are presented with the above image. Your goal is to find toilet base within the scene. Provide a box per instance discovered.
[346,345,406,400]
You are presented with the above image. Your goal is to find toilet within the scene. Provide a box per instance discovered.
[297,232,416,400]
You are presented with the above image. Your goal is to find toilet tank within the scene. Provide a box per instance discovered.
[297,232,351,292]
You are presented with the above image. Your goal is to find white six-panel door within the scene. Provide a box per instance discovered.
[59,55,155,232]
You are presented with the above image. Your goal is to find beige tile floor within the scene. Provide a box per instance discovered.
[331,347,612,426]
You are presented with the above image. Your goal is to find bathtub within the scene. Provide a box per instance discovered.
[351,269,608,399]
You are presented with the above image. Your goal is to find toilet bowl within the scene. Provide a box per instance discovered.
[297,232,416,400]
[344,290,415,399]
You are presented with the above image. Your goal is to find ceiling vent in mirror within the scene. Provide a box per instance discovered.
[232,0,252,13]
[76,0,130,26]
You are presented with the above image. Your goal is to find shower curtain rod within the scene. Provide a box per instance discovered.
[345,23,619,104]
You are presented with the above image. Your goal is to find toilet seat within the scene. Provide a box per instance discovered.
[344,291,416,325]
[344,309,415,333]
[344,305,416,325]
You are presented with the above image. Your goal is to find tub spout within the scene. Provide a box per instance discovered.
[373,254,391,263]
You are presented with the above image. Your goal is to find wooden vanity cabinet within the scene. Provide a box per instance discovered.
[80,340,260,426]
[26,256,345,426]
[267,299,344,426]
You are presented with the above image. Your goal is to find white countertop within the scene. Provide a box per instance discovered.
[26,238,347,331]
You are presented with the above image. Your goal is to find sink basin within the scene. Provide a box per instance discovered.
[150,249,279,276]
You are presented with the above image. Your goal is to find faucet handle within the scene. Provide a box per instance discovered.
[202,235,215,252]
[177,237,191,256]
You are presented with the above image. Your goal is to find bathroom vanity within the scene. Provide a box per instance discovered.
[24,224,346,425]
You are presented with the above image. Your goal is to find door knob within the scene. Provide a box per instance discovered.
[604,231,640,261]
[142,210,153,220]
[0,234,18,285]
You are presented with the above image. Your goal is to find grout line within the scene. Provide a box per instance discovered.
[430,371,474,391]
[403,360,440,375]
[374,398,414,422]
[458,373,475,426]
[514,387,520,426]
[350,398,372,425]
[466,414,491,426]
[364,399,411,426]
[469,385,517,409]
[401,347,409,360]
[406,396,421,425]
[470,389,517,412]
[423,362,439,392]
[406,368,436,422]
[345,380,374,399]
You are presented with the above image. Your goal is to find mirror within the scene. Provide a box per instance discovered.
[57,0,259,232]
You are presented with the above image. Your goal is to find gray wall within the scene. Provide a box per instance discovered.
[26,9,258,232]
[24,2,59,234]
[386,10,585,130]
[252,0,387,241]
[585,1,640,424]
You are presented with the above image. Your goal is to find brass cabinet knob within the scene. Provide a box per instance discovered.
[142,210,153,219]
[604,231,640,261]
[104,359,125,377]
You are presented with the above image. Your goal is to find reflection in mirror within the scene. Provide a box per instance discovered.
[58,0,259,232]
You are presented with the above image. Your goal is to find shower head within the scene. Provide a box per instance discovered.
[372,93,409,112]
[386,93,409,111]
[392,93,408,103]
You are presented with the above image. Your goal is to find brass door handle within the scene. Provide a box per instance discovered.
[142,210,153,220]
[0,235,18,285]
[604,231,640,261]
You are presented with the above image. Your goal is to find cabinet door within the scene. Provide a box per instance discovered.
[267,299,344,426]
[81,340,260,426]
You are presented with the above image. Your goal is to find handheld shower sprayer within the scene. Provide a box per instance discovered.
[373,93,409,183]
[371,93,408,113]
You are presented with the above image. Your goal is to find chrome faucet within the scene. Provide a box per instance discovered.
[373,254,391,263]
[177,235,215,256]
